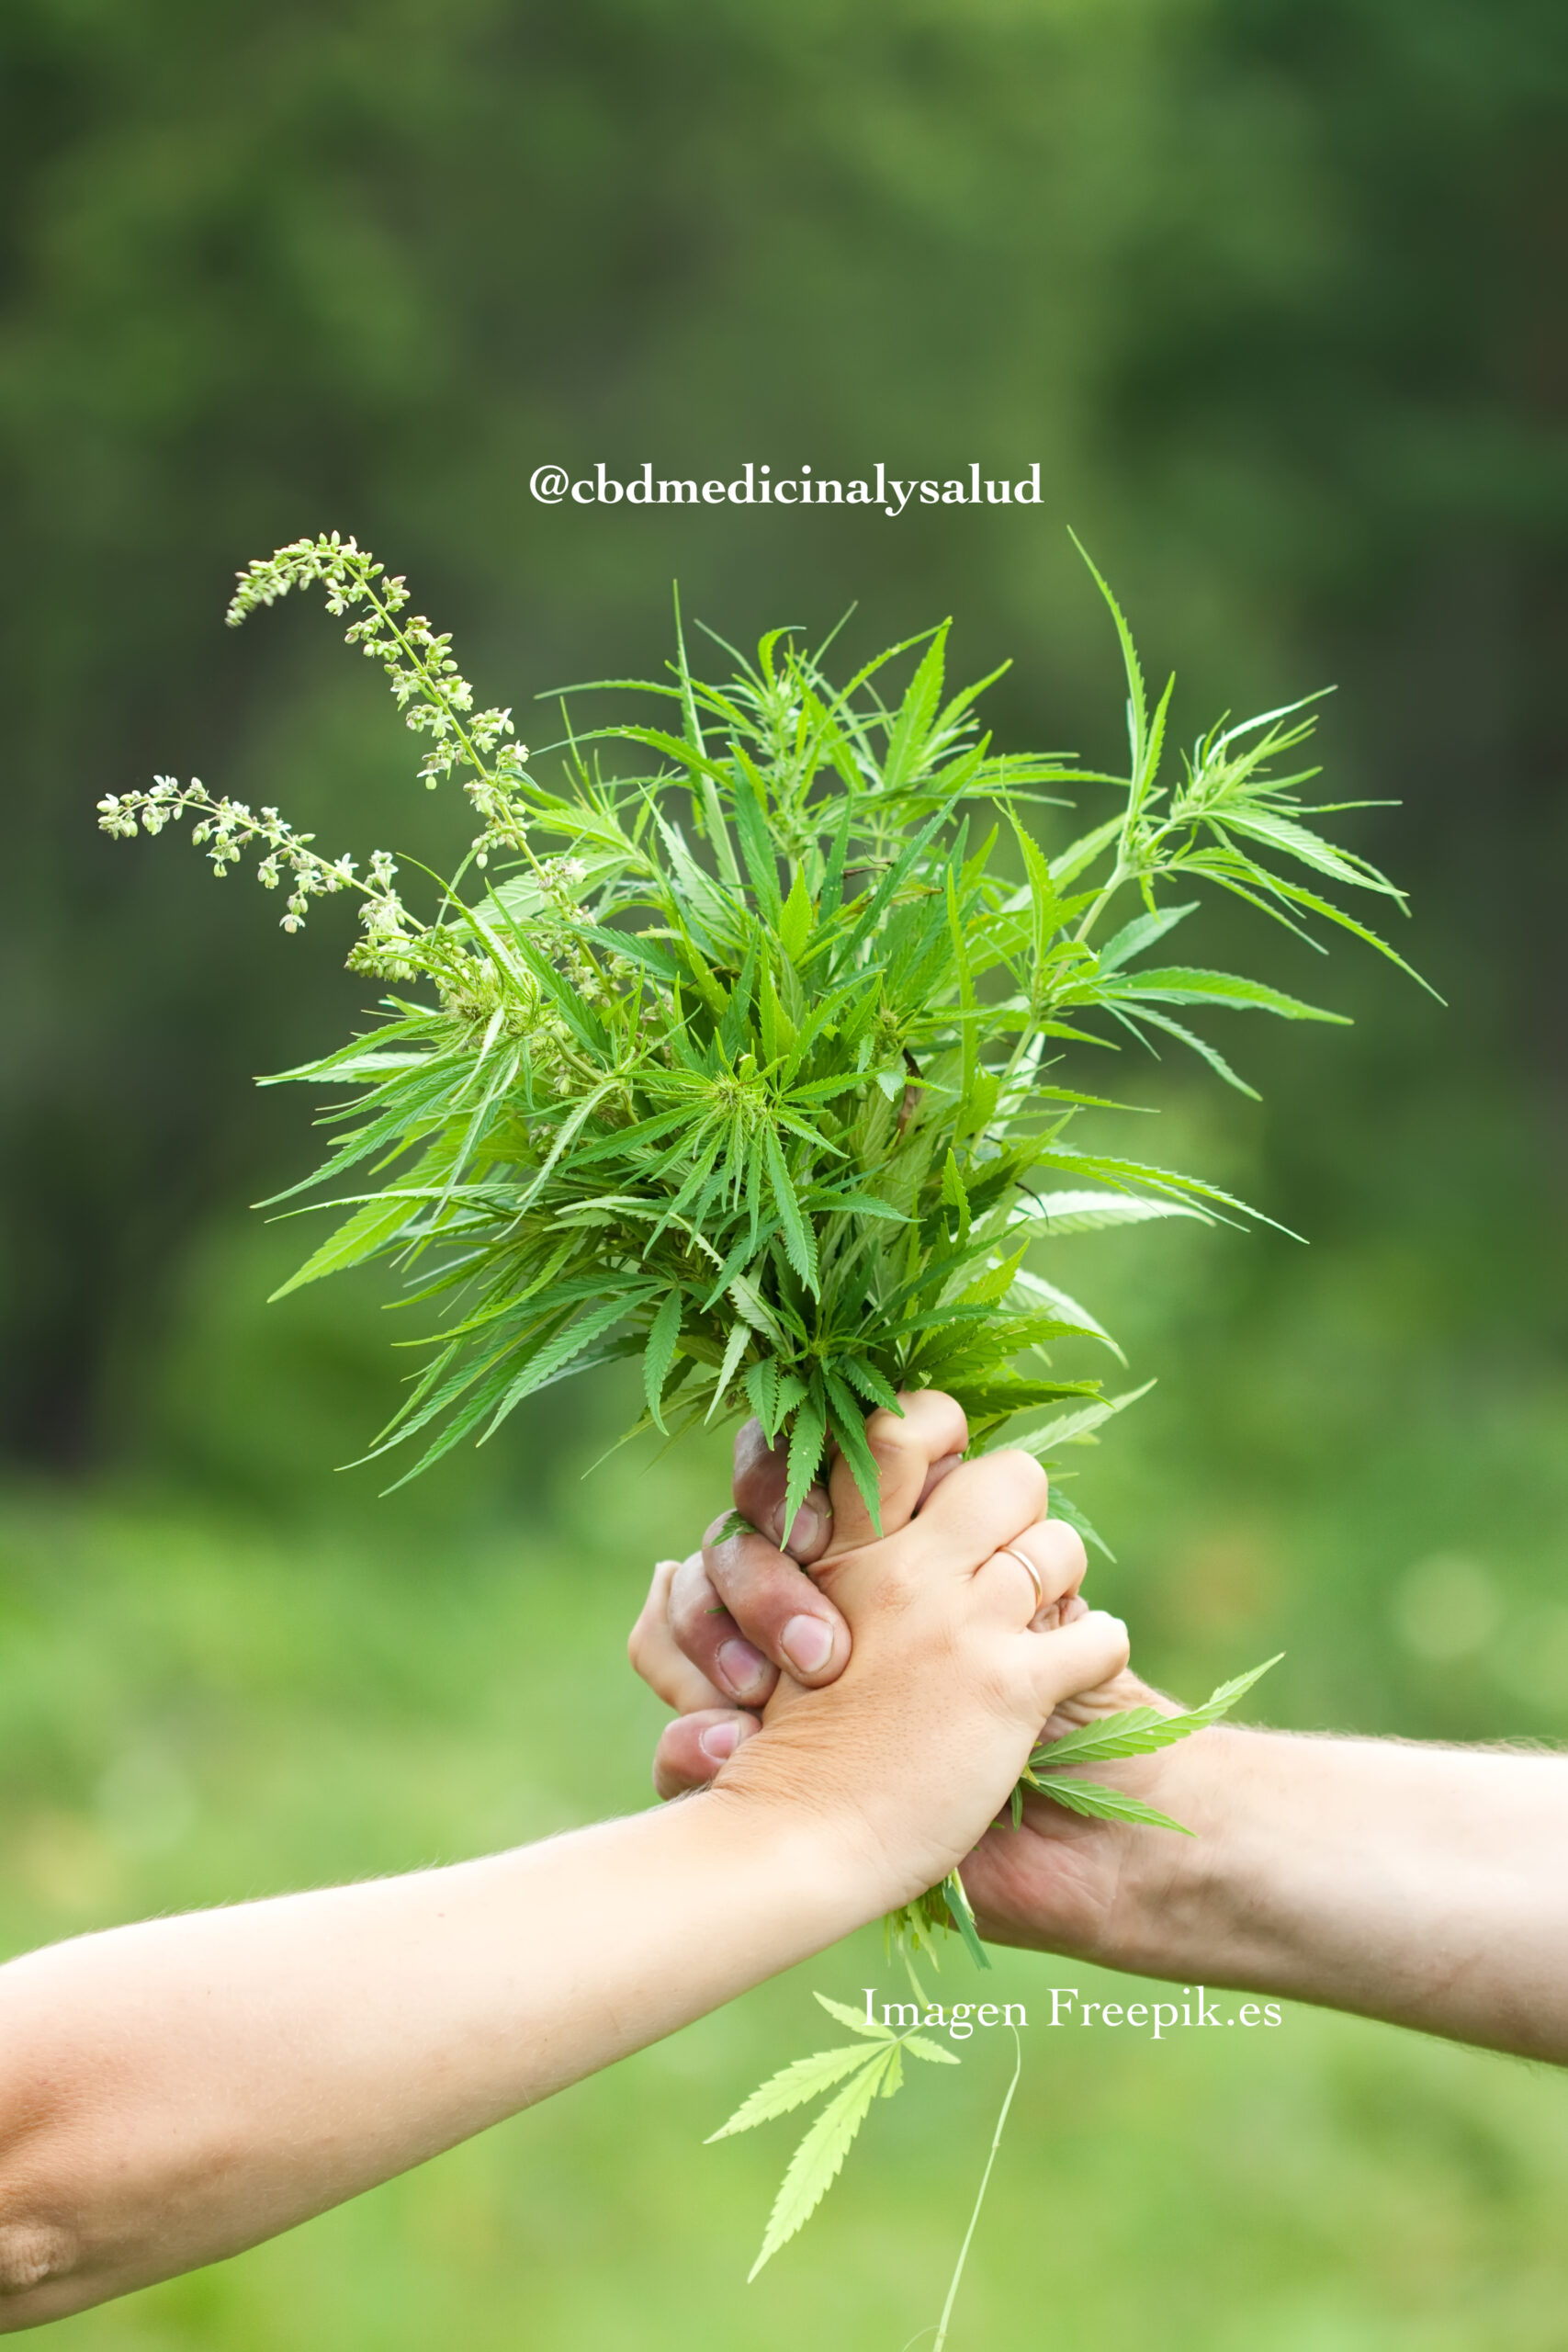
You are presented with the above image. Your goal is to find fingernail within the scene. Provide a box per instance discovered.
[785,1502,822,1554]
[716,1637,770,1699]
[699,1720,741,1762]
[781,1614,834,1675]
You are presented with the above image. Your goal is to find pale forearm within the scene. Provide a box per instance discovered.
[0,1791,863,2327]
[1105,1727,1568,2062]
[0,1439,1127,2326]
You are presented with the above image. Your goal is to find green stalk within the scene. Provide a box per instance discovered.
[931,2026,1023,2352]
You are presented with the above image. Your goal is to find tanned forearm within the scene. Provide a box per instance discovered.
[1100,1726,1568,2063]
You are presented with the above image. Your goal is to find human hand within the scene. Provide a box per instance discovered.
[627,1391,967,1797]
[706,1446,1133,1914]
[627,1388,1212,1960]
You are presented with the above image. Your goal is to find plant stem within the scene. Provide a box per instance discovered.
[1072,857,1130,947]
[931,2024,1022,2352]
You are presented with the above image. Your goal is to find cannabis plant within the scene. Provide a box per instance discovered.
[99,532,1418,2292]
[98,534,1414,1503]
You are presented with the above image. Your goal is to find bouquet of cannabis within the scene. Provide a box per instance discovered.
[99,532,1418,2287]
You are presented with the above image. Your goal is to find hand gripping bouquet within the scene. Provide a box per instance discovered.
[100,534,1422,2285]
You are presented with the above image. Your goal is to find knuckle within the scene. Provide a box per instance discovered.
[987,1448,1049,1515]
[898,1387,968,1451]
[732,1415,766,1473]
[670,1603,721,1668]
[669,1566,723,1656]
[1038,1516,1088,1586]
[732,1427,787,1521]
[709,1535,793,1631]
[650,1729,683,1796]
[1060,1520,1089,1570]
[864,1405,914,1462]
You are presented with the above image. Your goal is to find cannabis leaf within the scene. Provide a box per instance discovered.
[1021,1776,1196,1833]
[709,1992,960,2280]
[1022,1657,1284,1827]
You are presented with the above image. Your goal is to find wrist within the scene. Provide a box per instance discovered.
[1087,1724,1258,1978]
[703,1751,913,1932]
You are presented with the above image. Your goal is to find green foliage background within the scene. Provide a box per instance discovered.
[2,1,1566,2344]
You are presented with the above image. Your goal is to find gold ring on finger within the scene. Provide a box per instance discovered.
[995,1544,1045,1615]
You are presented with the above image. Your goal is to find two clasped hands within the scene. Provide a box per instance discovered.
[2,1395,1564,2328]
[632,1392,1568,2059]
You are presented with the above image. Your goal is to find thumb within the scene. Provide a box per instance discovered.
[1027,1611,1131,1723]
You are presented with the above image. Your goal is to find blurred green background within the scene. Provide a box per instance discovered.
[2,0,1566,2344]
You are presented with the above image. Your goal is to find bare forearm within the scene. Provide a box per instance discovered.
[1106,1727,1568,2062]
[0,1792,863,2327]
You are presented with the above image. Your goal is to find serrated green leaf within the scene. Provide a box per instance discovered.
[1024,1774,1194,1834]
[783,1385,827,1536]
[902,2032,962,2066]
[945,870,977,1120]
[826,1377,883,1533]
[1029,1653,1281,1769]
[705,2042,883,2143]
[834,1355,903,1415]
[1224,806,1403,896]
[813,1992,894,2040]
[1050,811,1123,887]
[1095,901,1198,975]
[1026,1146,1283,1235]
[1007,1267,1124,1361]
[942,1148,972,1242]
[1010,1192,1208,1236]
[1198,1654,1285,1716]
[477,1290,648,1442]
[267,1183,427,1300]
[729,1273,785,1345]
[778,866,814,963]
[1040,1484,1115,1561]
[705,1318,753,1423]
[709,1509,757,1545]
[1009,1382,1155,1458]
[743,1356,783,1438]
[1097,966,1348,1022]
[747,2051,895,2279]
[1113,1003,1262,1099]
[764,1128,818,1294]
[642,1289,683,1434]
[1070,530,1151,789]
